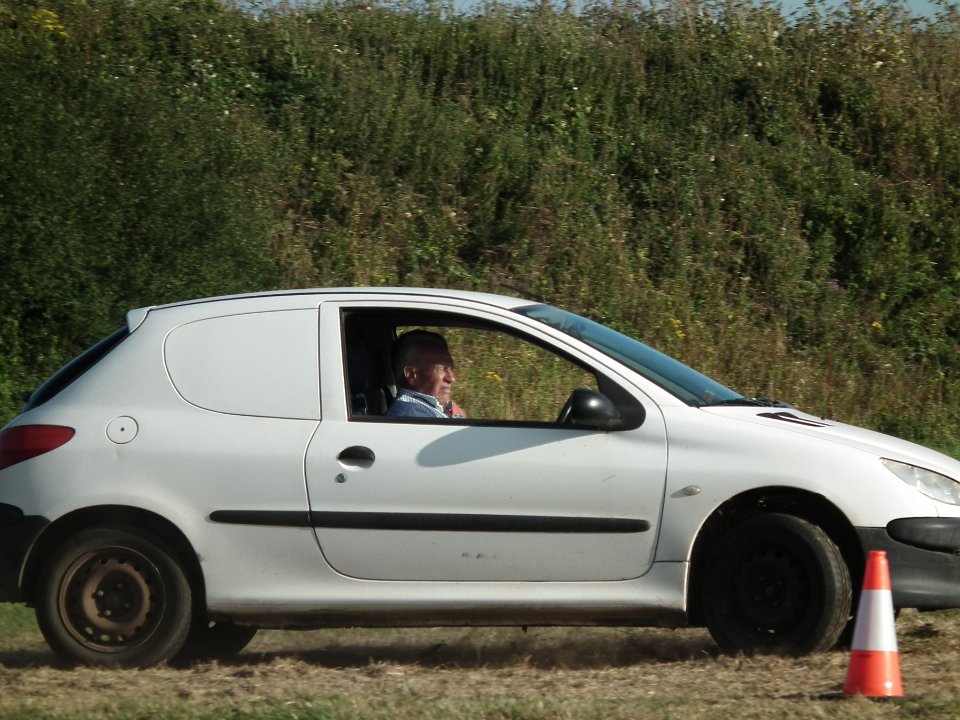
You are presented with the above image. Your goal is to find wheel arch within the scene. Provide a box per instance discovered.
[21,505,205,608]
[686,486,864,626]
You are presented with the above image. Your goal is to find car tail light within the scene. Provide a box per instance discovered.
[0,425,75,471]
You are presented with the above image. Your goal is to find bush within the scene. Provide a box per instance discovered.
[2,0,960,451]
[0,0,291,415]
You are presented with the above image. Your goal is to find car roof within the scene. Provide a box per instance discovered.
[126,287,539,331]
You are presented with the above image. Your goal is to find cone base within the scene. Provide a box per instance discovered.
[843,650,903,697]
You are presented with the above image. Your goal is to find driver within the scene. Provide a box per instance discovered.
[386,330,465,419]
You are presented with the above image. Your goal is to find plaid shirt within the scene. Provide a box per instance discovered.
[385,388,448,419]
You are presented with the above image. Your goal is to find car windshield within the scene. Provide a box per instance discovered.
[515,304,744,406]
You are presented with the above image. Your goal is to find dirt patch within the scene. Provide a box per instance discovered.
[1,612,958,718]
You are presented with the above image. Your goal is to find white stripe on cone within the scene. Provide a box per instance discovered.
[850,588,898,652]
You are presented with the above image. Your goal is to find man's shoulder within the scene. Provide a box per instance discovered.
[386,401,429,418]
[386,389,445,418]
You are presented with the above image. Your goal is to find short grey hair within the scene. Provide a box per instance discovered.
[392,330,449,385]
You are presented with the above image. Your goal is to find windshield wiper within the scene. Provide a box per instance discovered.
[700,397,777,407]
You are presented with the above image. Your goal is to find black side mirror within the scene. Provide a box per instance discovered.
[559,389,624,429]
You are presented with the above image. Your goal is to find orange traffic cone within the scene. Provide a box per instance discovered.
[843,550,903,698]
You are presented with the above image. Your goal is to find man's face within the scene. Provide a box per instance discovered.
[405,346,455,401]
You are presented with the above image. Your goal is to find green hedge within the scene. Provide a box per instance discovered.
[2,0,960,451]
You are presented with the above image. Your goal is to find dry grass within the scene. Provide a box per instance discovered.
[2,607,960,718]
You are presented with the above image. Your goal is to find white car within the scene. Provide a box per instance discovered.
[2,287,960,667]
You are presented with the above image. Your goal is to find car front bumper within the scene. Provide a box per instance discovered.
[0,503,47,602]
[858,517,960,610]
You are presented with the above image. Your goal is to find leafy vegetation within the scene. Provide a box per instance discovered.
[2,0,960,451]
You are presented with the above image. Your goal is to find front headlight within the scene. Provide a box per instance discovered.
[882,459,960,505]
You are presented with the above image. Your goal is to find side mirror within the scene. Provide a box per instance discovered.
[561,389,624,430]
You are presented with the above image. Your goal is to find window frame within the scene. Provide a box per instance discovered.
[340,307,644,430]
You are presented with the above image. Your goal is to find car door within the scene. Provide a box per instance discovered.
[304,299,668,583]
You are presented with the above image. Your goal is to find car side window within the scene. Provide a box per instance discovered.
[343,309,646,428]
[166,310,320,420]
[390,324,599,424]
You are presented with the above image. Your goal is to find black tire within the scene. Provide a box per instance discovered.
[175,620,258,662]
[701,513,852,656]
[36,527,192,668]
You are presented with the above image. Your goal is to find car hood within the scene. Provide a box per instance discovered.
[701,406,960,479]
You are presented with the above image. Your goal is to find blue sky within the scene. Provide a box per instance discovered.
[250,0,955,23]
[777,0,944,18]
[441,0,950,17]
[260,0,950,15]
[470,0,955,17]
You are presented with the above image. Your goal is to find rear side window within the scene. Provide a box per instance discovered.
[164,310,319,420]
[21,327,129,413]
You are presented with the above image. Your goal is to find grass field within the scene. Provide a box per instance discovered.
[2,603,960,719]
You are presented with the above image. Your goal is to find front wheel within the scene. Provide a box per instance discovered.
[701,513,852,655]
[36,527,193,667]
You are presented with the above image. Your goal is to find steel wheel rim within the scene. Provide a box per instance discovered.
[57,546,164,653]
[731,546,812,635]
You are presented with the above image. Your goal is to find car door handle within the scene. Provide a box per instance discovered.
[337,445,375,470]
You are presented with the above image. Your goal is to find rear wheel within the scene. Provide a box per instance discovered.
[701,513,852,655]
[36,527,192,667]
